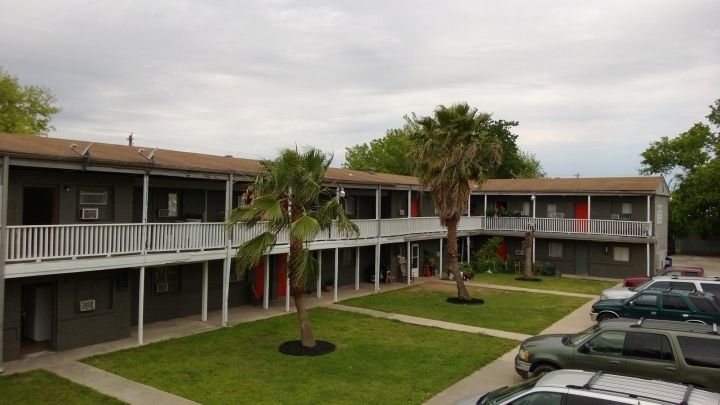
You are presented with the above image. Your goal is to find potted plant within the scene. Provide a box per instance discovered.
[324,278,334,292]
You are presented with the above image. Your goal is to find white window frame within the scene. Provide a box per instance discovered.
[547,204,557,218]
[344,198,356,215]
[522,202,530,216]
[168,192,178,217]
[613,246,630,262]
[549,242,563,258]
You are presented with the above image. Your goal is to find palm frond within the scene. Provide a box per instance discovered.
[290,213,321,243]
[289,248,319,287]
[234,232,277,273]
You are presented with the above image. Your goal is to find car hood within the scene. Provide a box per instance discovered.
[593,299,624,309]
[601,287,634,300]
[522,333,567,348]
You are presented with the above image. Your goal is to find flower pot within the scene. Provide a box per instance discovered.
[324,285,333,292]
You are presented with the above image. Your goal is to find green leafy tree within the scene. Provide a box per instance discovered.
[344,115,544,178]
[639,98,720,239]
[411,102,502,300]
[227,147,359,348]
[0,67,61,136]
[343,115,417,175]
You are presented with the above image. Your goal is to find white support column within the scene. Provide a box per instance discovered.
[647,243,651,277]
[316,250,322,298]
[375,185,381,293]
[647,195,652,238]
[406,240,411,285]
[532,194,536,266]
[374,244,380,293]
[587,195,591,219]
[466,237,471,262]
[263,254,269,309]
[0,156,9,372]
[138,173,149,346]
[355,246,360,290]
[222,174,233,327]
[483,195,487,217]
[285,254,290,312]
[201,261,208,321]
[334,248,339,303]
[467,195,471,216]
[407,190,411,217]
[438,238,443,278]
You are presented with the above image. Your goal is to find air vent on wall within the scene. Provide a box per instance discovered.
[554,213,565,218]
[79,300,96,312]
[611,214,620,220]
[515,250,525,256]
[156,283,169,293]
[158,209,171,218]
[229,274,241,283]
[81,208,99,220]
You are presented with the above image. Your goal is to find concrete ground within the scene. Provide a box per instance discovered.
[2,257,717,404]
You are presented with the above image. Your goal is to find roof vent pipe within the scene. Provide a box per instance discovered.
[369,167,376,174]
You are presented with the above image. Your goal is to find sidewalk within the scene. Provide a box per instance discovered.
[3,277,597,405]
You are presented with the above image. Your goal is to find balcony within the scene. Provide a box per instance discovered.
[5,216,650,263]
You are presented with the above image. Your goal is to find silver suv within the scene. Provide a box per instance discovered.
[452,369,720,405]
[600,276,720,301]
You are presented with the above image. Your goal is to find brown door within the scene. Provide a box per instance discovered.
[23,187,57,225]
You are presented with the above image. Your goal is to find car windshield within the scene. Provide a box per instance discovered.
[479,377,539,405]
[568,324,598,345]
[632,279,654,292]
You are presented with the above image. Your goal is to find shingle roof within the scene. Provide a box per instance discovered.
[475,177,667,195]
[0,132,418,187]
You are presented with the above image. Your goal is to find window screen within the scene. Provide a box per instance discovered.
[677,337,720,369]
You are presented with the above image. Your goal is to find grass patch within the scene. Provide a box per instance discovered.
[0,369,127,405]
[470,273,618,295]
[341,283,590,335]
[83,308,517,405]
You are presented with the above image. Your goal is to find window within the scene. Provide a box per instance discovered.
[700,283,720,295]
[656,204,662,224]
[342,248,355,266]
[621,203,632,220]
[547,204,557,217]
[690,296,720,313]
[168,193,178,217]
[79,191,108,205]
[677,337,720,369]
[512,392,563,405]
[668,281,695,291]
[153,266,179,294]
[585,331,626,356]
[549,243,563,258]
[566,395,627,405]
[630,294,658,308]
[662,295,689,311]
[647,281,670,290]
[522,202,530,216]
[629,332,673,361]
[613,247,630,262]
[344,197,356,215]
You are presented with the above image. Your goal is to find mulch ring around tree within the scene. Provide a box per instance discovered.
[278,340,336,356]
[446,297,485,305]
[515,277,543,282]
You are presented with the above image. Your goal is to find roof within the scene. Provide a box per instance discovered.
[475,177,669,196]
[0,132,418,187]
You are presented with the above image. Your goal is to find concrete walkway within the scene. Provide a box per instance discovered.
[3,277,600,405]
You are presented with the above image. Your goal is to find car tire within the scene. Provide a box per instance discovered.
[532,364,558,378]
[597,313,617,323]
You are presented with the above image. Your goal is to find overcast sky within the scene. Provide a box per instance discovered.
[2,1,719,177]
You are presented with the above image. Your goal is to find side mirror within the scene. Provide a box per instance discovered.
[578,343,590,354]
[626,301,634,307]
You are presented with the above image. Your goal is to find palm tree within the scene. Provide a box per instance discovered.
[227,147,359,348]
[410,103,502,300]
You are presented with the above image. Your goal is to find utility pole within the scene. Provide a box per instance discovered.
[575,172,580,178]
[127,133,133,146]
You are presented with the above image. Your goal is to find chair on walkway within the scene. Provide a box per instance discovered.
[250,283,264,306]
[386,269,396,284]
[399,263,413,282]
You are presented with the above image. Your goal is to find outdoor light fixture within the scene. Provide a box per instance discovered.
[336,186,346,198]
[531,194,536,201]
[64,185,70,192]
[604,245,609,254]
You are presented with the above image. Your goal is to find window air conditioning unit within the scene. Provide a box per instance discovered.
[79,300,96,312]
[515,249,525,256]
[554,213,565,218]
[398,209,405,216]
[156,282,169,293]
[229,274,241,283]
[158,209,171,218]
[611,214,621,220]
[620,213,631,220]
[81,208,99,220]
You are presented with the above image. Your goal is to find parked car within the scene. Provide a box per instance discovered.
[591,290,720,324]
[623,266,704,287]
[455,368,720,405]
[600,275,720,301]
[512,318,720,392]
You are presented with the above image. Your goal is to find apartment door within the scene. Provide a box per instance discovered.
[575,202,588,233]
[575,244,589,275]
[23,187,57,225]
[497,240,508,261]
[411,200,419,217]
[21,283,55,356]
[278,255,287,298]
[411,244,420,278]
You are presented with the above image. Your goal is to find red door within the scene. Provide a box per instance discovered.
[254,259,265,297]
[411,200,419,217]
[278,255,287,298]
[497,240,508,261]
[575,202,588,233]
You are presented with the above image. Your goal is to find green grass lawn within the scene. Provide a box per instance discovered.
[340,283,591,335]
[469,273,619,295]
[83,308,518,405]
[0,369,127,405]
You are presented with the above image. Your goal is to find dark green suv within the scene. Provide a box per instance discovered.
[590,290,720,324]
[514,318,720,392]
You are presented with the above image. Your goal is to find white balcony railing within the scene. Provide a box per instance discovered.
[5,217,652,263]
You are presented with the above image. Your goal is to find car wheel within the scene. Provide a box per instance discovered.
[597,313,617,323]
[532,364,558,378]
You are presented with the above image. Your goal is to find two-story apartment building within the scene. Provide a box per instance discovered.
[0,133,668,366]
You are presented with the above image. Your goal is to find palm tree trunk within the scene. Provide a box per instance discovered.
[446,218,471,300]
[292,284,316,347]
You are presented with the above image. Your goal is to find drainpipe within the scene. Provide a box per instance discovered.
[222,174,233,326]
[0,156,9,371]
[138,172,149,345]
[355,246,360,290]
[316,250,322,298]
[333,248,339,303]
